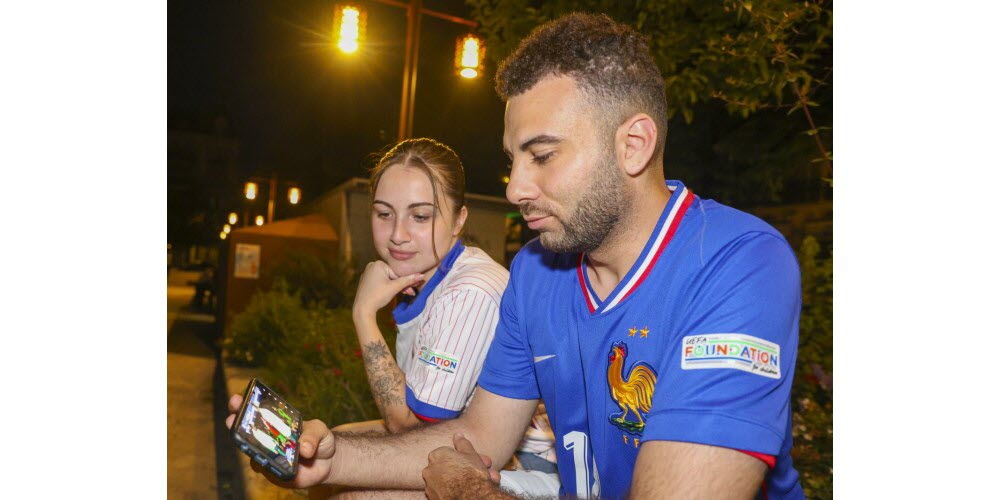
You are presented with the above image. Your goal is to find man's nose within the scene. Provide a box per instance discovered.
[506,163,539,206]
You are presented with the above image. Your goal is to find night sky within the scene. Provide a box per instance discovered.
[169,0,509,201]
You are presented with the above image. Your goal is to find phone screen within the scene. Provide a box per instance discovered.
[234,380,303,475]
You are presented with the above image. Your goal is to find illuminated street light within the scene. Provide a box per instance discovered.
[335,5,365,54]
[228,212,238,225]
[288,187,301,205]
[223,224,231,234]
[456,34,484,79]
[255,215,265,226]
[244,182,258,200]
[502,175,510,184]
[220,231,227,240]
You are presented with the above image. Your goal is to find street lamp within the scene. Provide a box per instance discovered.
[333,0,482,141]
[228,212,238,225]
[244,182,258,200]
[255,215,265,226]
[243,174,301,224]
[456,34,484,79]
[334,5,365,54]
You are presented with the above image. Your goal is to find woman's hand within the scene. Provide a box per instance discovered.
[352,261,423,317]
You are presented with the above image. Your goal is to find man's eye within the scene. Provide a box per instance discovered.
[532,152,555,164]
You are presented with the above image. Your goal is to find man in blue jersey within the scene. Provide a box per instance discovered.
[227,12,804,499]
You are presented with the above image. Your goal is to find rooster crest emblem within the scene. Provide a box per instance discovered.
[607,341,658,435]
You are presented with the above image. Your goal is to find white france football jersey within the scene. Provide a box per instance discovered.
[392,241,510,419]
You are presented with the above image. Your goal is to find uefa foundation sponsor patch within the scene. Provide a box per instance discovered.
[417,346,460,374]
[681,334,781,379]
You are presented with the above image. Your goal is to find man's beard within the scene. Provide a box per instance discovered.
[528,152,627,254]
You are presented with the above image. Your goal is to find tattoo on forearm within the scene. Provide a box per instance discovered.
[362,341,406,411]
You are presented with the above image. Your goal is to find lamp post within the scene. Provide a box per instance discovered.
[242,173,301,225]
[333,1,481,141]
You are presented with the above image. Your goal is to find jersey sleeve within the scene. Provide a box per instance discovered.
[477,265,540,400]
[642,232,801,456]
[404,288,501,420]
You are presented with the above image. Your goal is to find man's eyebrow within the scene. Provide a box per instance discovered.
[519,134,562,151]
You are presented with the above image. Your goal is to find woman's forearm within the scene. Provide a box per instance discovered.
[353,314,423,433]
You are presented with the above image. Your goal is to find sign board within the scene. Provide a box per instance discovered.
[234,243,260,279]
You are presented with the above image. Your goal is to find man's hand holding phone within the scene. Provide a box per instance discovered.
[226,392,338,489]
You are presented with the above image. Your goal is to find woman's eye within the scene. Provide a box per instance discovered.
[375,212,392,220]
[413,214,431,223]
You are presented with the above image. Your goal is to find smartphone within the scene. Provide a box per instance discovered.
[231,378,303,481]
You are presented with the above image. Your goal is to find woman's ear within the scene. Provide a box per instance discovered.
[453,206,469,236]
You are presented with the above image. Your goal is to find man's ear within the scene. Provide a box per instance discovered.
[453,206,469,236]
[616,113,658,177]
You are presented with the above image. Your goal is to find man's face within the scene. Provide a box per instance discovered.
[503,75,626,254]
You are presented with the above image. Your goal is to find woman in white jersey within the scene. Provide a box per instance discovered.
[332,139,557,494]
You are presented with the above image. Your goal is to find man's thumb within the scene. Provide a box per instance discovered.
[453,433,477,454]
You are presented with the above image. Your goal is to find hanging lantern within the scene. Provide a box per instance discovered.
[455,34,485,79]
[334,5,366,54]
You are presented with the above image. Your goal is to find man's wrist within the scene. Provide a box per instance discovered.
[461,469,506,499]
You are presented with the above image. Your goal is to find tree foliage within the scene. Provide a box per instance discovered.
[466,0,833,204]
[467,0,831,120]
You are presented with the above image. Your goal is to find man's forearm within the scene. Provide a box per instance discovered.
[326,418,466,489]
[428,472,517,500]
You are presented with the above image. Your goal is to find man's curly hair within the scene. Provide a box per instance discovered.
[496,13,668,156]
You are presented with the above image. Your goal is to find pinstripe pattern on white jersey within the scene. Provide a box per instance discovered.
[395,246,509,414]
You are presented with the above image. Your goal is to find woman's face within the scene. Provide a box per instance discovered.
[371,164,465,281]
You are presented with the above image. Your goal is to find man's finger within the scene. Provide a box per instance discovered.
[228,394,243,412]
[299,419,333,460]
[226,414,235,429]
[478,453,492,468]
[452,433,478,455]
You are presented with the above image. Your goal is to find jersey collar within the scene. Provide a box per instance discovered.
[392,239,465,324]
[577,181,695,315]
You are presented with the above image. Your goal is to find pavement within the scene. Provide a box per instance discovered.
[168,281,307,500]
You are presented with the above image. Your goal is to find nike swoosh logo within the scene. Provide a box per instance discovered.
[533,355,556,363]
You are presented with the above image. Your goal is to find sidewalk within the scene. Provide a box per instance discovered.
[168,286,233,499]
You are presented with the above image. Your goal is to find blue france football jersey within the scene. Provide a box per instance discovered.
[479,181,805,499]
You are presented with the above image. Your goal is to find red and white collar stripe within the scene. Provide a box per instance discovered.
[578,185,695,314]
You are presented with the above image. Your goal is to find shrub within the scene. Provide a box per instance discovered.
[225,257,396,426]
[263,306,384,426]
[792,236,833,498]
[224,279,312,367]
[267,251,358,309]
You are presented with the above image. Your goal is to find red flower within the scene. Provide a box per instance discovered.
[315,343,323,352]
[353,349,362,357]
[331,367,343,377]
